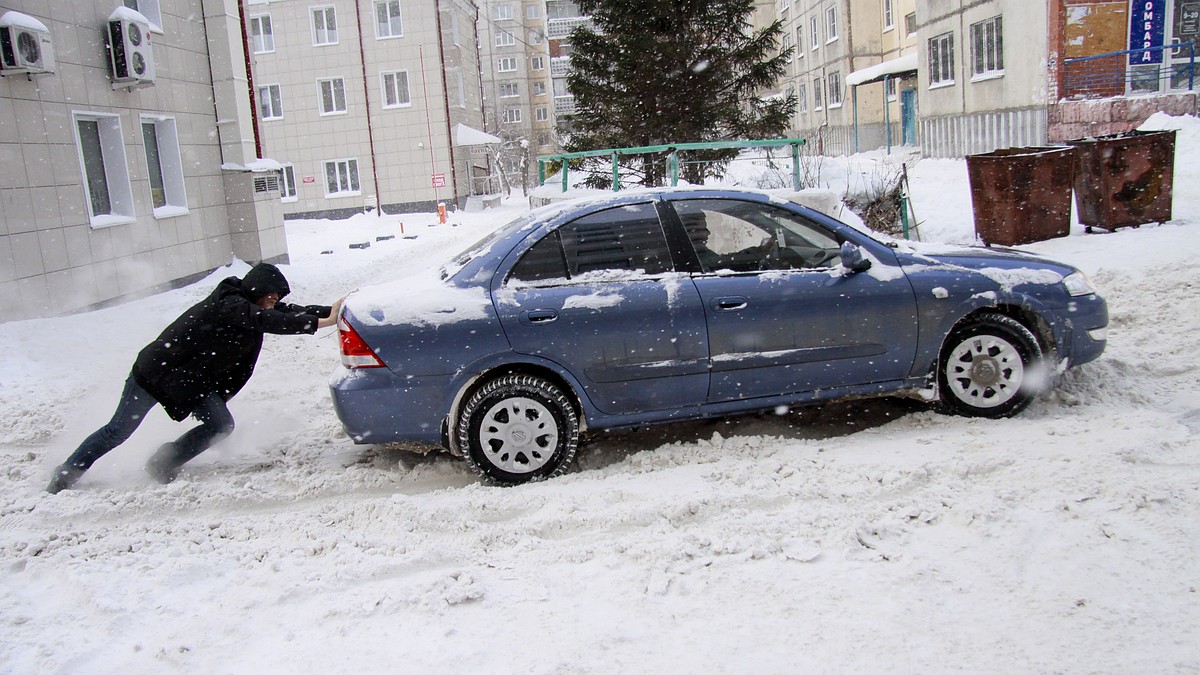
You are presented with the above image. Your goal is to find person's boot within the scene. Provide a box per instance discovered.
[46,465,85,494]
[145,443,181,484]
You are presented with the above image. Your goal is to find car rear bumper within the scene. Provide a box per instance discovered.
[328,366,448,445]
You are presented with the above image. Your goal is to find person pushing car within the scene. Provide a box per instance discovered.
[47,262,343,493]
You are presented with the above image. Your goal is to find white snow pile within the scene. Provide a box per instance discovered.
[2,114,1199,673]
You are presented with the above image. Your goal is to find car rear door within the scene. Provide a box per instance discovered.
[495,201,710,416]
[667,197,920,403]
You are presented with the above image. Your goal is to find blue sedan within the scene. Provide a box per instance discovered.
[330,188,1107,485]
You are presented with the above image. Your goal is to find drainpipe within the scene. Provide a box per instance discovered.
[353,0,382,215]
[434,0,460,206]
[235,0,261,159]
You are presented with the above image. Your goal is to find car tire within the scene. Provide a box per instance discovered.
[938,312,1043,418]
[456,373,580,486]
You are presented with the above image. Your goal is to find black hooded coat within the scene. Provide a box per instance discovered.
[132,263,331,421]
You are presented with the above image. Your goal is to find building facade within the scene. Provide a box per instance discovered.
[476,0,557,191]
[245,0,485,219]
[1,0,283,322]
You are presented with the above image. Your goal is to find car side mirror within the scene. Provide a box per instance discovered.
[840,242,872,274]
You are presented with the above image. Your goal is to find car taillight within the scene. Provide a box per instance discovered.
[338,317,385,368]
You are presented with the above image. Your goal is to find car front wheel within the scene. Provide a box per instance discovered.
[938,313,1043,418]
[456,373,580,485]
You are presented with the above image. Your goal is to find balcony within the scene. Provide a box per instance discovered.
[547,17,590,39]
[554,95,576,116]
[550,57,572,77]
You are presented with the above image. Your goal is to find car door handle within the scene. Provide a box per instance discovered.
[713,296,748,311]
[521,309,559,325]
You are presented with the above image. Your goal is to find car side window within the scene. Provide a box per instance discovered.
[509,203,673,284]
[673,199,842,273]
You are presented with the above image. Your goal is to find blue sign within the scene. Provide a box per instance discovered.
[1130,0,1168,64]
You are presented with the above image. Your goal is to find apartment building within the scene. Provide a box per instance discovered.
[477,0,556,190]
[245,0,485,219]
[1,0,283,322]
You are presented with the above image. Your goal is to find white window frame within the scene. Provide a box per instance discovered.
[533,81,547,96]
[535,106,548,121]
[796,26,804,57]
[140,115,188,218]
[797,82,808,113]
[782,32,792,59]
[323,158,360,197]
[318,77,347,115]
[970,15,1004,80]
[883,0,894,31]
[381,70,411,108]
[497,57,518,72]
[906,12,917,37]
[813,77,823,110]
[281,164,298,202]
[250,14,274,53]
[885,77,898,101]
[496,30,515,47]
[827,71,842,107]
[502,108,522,124]
[123,0,163,33]
[493,4,513,20]
[826,6,839,43]
[529,29,542,45]
[72,111,135,228]
[929,31,956,88]
[526,3,540,19]
[311,6,338,46]
[810,17,819,50]
[530,56,545,70]
[259,84,283,119]
[499,82,519,98]
[375,0,403,39]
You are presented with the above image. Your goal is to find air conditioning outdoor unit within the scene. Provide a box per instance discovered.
[107,6,155,89]
[0,11,56,76]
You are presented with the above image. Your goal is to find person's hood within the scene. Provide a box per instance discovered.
[241,263,291,301]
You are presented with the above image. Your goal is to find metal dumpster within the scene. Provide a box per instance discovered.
[966,146,1076,247]
[1068,129,1176,233]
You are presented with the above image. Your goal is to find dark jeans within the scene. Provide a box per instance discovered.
[63,373,235,472]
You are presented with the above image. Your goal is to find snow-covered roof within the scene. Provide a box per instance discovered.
[846,52,919,87]
[454,123,502,146]
[221,158,285,172]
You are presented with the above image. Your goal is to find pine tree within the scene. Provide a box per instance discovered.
[566,0,796,187]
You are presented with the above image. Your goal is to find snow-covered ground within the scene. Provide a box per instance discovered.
[2,115,1199,673]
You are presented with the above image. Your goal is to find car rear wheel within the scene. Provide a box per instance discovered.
[938,313,1043,418]
[456,374,579,485]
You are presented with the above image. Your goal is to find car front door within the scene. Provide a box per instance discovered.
[496,202,709,416]
[668,198,920,403]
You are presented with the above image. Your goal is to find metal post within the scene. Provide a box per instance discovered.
[852,87,859,153]
[791,142,801,191]
[562,159,568,193]
[612,152,620,191]
[538,159,545,186]
[884,76,892,155]
[668,151,679,186]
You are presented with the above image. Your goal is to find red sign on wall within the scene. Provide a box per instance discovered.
[432,174,447,188]
[302,176,316,184]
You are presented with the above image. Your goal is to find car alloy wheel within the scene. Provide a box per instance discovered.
[457,374,579,485]
[938,312,1043,418]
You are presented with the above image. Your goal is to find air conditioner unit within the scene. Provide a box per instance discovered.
[107,7,155,89]
[0,11,56,76]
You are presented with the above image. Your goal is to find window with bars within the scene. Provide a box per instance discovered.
[970,16,1003,78]
[929,32,955,86]
[813,77,823,109]
[827,72,842,106]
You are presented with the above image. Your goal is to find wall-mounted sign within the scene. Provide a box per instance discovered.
[1130,0,1167,64]
[432,174,446,188]
[302,176,316,184]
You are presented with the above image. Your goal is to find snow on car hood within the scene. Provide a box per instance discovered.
[348,272,492,327]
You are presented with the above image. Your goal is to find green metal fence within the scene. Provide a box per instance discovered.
[537,138,808,193]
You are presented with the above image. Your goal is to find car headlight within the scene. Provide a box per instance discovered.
[1063,271,1097,297]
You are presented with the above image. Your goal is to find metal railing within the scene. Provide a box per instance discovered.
[1063,42,1195,99]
